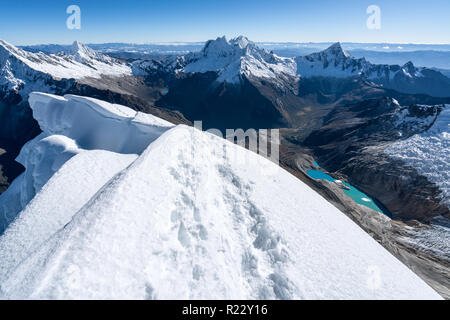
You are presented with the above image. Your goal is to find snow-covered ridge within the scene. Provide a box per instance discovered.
[385,104,450,208]
[183,36,297,84]
[0,93,440,299]
[295,42,429,80]
[0,40,131,96]
[0,93,173,233]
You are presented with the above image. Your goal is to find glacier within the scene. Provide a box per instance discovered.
[385,105,450,209]
[0,93,442,299]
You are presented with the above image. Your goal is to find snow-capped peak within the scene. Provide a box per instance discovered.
[401,61,419,76]
[65,41,113,65]
[68,40,93,56]
[184,35,297,84]
[323,42,351,58]
[232,35,250,49]
[202,36,231,56]
[200,36,259,59]
[403,61,415,69]
[295,42,367,78]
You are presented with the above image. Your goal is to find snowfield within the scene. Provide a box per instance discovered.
[0,93,441,299]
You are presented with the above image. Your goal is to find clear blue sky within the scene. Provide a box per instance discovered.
[0,0,449,45]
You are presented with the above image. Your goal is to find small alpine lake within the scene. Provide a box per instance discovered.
[307,164,390,217]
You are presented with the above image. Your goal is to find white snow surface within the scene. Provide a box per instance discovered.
[0,93,173,234]
[385,105,450,208]
[0,134,81,232]
[0,93,441,300]
[0,150,137,283]
[184,36,297,84]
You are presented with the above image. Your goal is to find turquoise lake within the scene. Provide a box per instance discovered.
[307,168,389,216]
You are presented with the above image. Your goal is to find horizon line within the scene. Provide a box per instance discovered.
[14,40,450,47]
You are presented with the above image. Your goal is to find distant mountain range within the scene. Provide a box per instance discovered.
[20,41,450,70]
[296,42,450,97]
[129,37,450,98]
[2,35,449,155]
[4,37,450,103]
